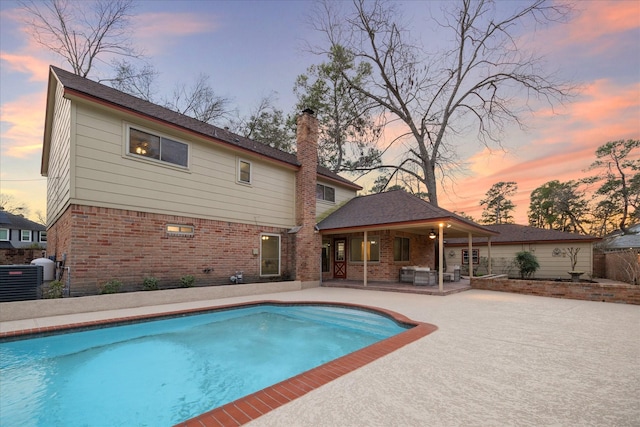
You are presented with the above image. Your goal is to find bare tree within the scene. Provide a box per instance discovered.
[108,59,159,102]
[162,73,231,125]
[0,194,30,217]
[309,0,575,206]
[19,0,139,78]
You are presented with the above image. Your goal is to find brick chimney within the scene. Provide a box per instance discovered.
[294,109,320,284]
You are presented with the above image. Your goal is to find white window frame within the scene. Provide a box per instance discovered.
[316,183,335,203]
[166,224,195,236]
[0,228,8,241]
[260,233,281,276]
[126,124,190,168]
[20,230,32,242]
[237,158,252,184]
[39,231,47,243]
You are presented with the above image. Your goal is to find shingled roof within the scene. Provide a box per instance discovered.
[0,210,46,231]
[45,66,359,190]
[446,223,600,245]
[317,189,496,236]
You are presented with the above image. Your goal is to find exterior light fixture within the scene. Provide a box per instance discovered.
[429,230,436,239]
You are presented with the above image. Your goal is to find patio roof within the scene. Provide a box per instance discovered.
[317,189,497,238]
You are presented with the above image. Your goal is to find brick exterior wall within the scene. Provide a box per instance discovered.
[294,110,321,283]
[321,230,435,282]
[46,205,293,296]
[471,276,640,305]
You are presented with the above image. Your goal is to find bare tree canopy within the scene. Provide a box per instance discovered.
[162,73,231,125]
[309,0,576,205]
[19,0,139,78]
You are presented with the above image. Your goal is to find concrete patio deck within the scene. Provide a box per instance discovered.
[1,287,638,426]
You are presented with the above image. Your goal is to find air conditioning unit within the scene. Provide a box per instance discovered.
[0,265,43,302]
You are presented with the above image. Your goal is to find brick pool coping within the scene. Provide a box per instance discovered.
[0,300,437,427]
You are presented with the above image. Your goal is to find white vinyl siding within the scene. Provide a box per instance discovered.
[445,242,594,279]
[70,104,296,228]
[316,179,357,218]
[46,80,72,224]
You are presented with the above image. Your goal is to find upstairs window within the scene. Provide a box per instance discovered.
[238,159,252,184]
[128,127,188,167]
[0,229,8,241]
[39,231,47,243]
[316,184,335,202]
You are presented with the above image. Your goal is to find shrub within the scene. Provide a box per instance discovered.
[100,279,122,294]
[142,276,159,291]
[514,251,540,279]
[44,280,64,299]
[179,274,196,288]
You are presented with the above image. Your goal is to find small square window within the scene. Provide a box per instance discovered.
[462,249,479,265]
[238,159,251,184]
[316,184,335,202]
[0,229,8,241]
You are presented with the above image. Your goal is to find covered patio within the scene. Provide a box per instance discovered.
[317,190,498,292]
[321,277,471,295]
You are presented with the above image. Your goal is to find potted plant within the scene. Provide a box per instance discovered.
[566,247,584,282]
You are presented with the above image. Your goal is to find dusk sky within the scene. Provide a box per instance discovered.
[1,0,638,225]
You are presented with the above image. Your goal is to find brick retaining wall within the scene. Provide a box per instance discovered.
[471,276,640,305]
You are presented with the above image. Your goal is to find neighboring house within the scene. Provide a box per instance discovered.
[0,210,47,250]
[595,224,640,284]
[41,66,496,295]
[445,224,600,279]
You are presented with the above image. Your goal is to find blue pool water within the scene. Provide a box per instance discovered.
[0,304,408,426]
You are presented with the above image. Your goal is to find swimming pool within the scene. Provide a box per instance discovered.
[0,301,433,426]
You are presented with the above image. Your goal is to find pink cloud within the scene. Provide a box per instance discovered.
[0,92,46,159]
[441,76,640,224]
[133,12,220,54]
[0,52,50,81]
[567,1,639,45]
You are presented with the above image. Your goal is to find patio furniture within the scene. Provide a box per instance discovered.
[444,265,461,282]
[414,267,436,286]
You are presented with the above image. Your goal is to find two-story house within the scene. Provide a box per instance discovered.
[41,66,496,296]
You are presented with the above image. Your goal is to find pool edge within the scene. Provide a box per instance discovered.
[0,300,438,426]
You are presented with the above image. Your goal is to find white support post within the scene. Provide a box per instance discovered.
[363,230,368,287]
[438,224,444,292]
[468,232,473,279]
[488,236,492,275]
